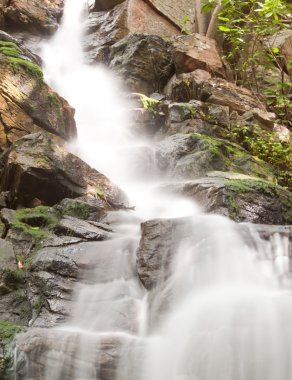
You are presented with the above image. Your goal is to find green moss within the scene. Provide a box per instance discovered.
[48,93,63,117]
[0,46,21,58]
[7,57,43,82]
[0,41,19,49]
[95,187,105,200]
[0,320,25,380]
[62,202,90,220]
[2,269,26,289]
[33,296,45,316]
[0,40,44,82]
[12,206,59,245]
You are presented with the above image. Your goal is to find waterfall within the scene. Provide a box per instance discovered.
[17,0,292,379]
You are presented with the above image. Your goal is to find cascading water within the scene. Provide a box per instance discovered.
[18,0,292,379]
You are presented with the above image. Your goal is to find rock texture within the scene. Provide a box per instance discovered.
[0,33,76,149]
[161,172,292,225]
[84,0,180,64]
[137,216,292,289]
[2,0,64,35]
[172,34,225,77]
[110,33,175,94]
[16,329,143,380]
[0,132,127,208]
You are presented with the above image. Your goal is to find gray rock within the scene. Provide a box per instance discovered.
[55,215,111,241]
[110,33,175,95]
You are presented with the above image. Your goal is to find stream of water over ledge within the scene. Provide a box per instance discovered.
[15,0,292,379]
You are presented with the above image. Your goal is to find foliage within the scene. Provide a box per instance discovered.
[226,124,292,188]
[199,0,292,125]
[137,93,160,112]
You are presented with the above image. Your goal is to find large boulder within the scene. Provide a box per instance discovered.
[137,215,292,289]
[110,33,175,94]
[16,329,142,380]
[161,172,292,224]
[3,0,64,35]
[0,132,128,208]
[0,33,76,149]
[84,0,179,64]
[172,34,225,77]
[198,78,266,114]
[155,133,274,181]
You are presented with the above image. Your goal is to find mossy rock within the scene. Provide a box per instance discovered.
[225,177,292,224]
[157,133,275,181]
[0,320,25,380]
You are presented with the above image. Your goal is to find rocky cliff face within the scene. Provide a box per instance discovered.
[0,0,291,379]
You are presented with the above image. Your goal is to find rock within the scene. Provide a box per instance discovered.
[137,217,192,289]
[0,208,16,228]
[198,78,266,114]
[267,29,292,76]
[0,239,16,295]
[0,35,76,149]
[0,320,25,379]
[155,133,274,181]
[55,197,108,222]
[0,132,127,208]
[16,329,142,380]
[172,34,225,77]
[92,0,125,11]
[164,69,211,102]
[137,215,292,289]
[110,33,175,94]
[3,0,64,35]
[55,215,112,241]
[84,0,180,64]
[161,172,292,224]
[146,0,195,32]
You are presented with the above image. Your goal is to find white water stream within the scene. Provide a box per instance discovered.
[28,0,292,379]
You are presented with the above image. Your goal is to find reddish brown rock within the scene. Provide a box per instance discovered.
[4,0,64,35]
[147,0,195,32]
[84,0,180,63]
[173,34,225,77]
[0,132,127,208]
[92,0,125,11]
[199,78,266,114]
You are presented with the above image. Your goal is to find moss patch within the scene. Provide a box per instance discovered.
[61,201,90,220]
[224,178,292,223]
[0,320,25,380]
[0,39,43,82]
[12,206,59,246]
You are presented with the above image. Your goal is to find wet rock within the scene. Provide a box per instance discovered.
[0,132,127,208]
[16,329,143,380]
[0,320,25,380]
[137,217,192,289]
[155,133,274,181]
[0,35,76,148]
[55,215,112,241]
[161,172,292,224]
[3,0,64,35]
[110,33,175,94]
[198,78,266,114]
[137,215,292,290]
[56,196,108,222]
[84,0,180,64]
[173,34,225,77]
